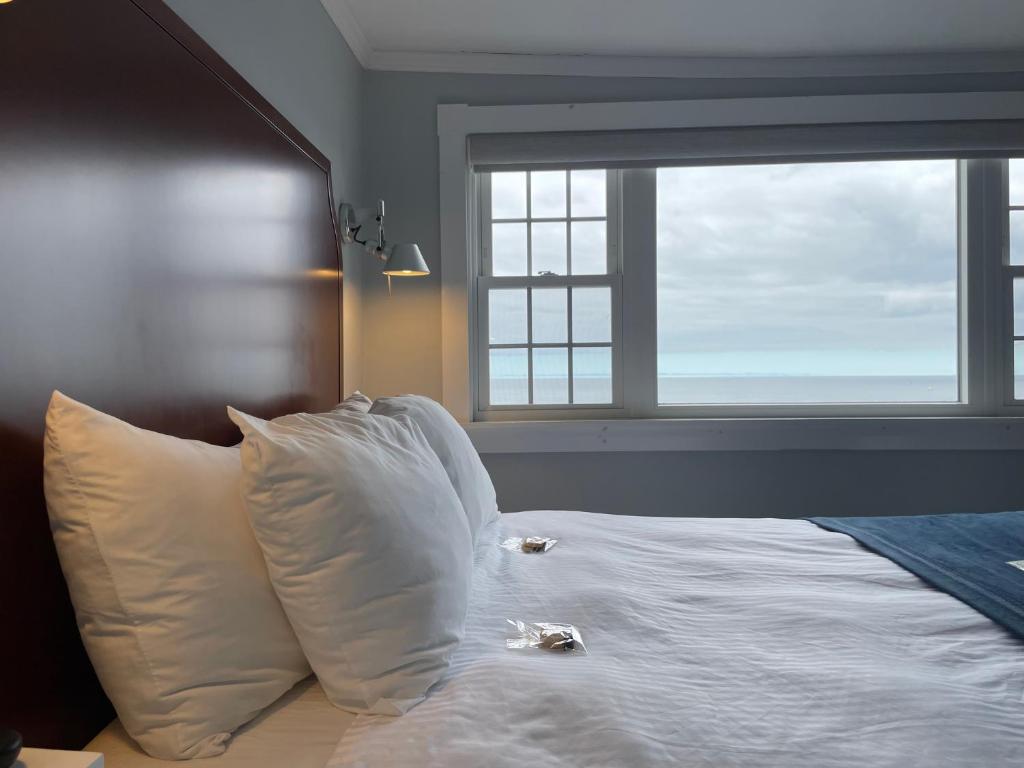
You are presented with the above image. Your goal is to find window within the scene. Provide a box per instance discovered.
[656,160,959,405]
[474,158,1019,420]
[1009,159,1024,399]
[478,170,620,410]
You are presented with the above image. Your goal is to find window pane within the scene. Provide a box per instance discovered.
[1015,280,1024,336]
[532,288,568,343]
[1011,159,1024,206]
[1016,341,1024,400]
[657,160,958,404]
[531,171,566,218]
[492,223,527,276]
[571,170,606,217]
[490,348,529,405]
[571,221,607,275]
[532,222,567,275]
[533,347,569,404]
[1011,211,1024,266]
[573,347,612,404]
[572,286,612,343]
[492,172,526,219]
[489,288,527,344]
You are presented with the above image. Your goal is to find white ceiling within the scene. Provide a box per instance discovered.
[321,0,1024,78]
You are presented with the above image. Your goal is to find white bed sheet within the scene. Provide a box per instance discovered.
[88,677,354,768]
[329,511,1024,768]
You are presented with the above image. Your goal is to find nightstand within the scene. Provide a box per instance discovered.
[14,749,103,768]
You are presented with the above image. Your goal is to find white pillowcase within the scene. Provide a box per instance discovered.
[42,392,309,760]
[333,390,372,413]
[228,407,473,716]
[370,395,499,543]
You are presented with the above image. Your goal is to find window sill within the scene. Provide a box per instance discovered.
[465,416,1024,454]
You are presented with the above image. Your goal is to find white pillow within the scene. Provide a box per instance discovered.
[370,395,499,543]
[333,390,372,413]
[227,407,472,715]
[42,392,309,760]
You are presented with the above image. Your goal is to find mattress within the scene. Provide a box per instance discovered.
[329,511,1024,768]
[87,677,354,767]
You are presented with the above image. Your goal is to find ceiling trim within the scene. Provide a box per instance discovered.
[321,1,1024,80]
[369,49,1024,80]
[320,0,371,67]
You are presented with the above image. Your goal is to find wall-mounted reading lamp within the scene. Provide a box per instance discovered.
[338,200,428,291]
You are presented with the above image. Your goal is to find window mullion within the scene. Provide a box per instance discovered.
[993,158,1019,409]
[963,158,1014,414]
[620,168,658,416]
[964,159,1008,413]
[990,159,1011,411]
[567,282,575,404]
[476,278,491,412]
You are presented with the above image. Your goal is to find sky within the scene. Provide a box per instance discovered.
[656,159,959,377]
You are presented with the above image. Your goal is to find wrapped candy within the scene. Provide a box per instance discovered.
[506,619,587,654]
[500,536,558,554]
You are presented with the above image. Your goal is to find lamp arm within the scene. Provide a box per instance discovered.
[368,199,388,261]
[375,199,387,258]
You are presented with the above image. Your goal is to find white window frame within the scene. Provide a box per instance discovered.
[438,93,1024,450]
[1004,159,1024,405]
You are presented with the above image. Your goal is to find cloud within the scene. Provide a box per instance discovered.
[882,284,957,317]
[655,159,959,374]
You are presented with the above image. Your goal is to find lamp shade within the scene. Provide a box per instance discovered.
[383,243,429,276]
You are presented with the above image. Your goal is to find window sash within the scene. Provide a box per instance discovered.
[477,275,624,413]
[479,171,620,278]
[1003,160,1024,405]
[474,158,1018,421]
[477,170,624,415]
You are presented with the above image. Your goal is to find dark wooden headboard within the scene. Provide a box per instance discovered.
[0,0,343,749]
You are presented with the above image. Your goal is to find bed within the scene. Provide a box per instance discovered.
[4,2,1023,767]
[87,679,355,768]
[83,510,1024,767]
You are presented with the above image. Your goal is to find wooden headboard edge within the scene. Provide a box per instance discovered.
[129,0,332,173]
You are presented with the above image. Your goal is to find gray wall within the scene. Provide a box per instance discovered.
[166,0,367,392]
[483,450,1024,517]
[361,69,1024,518]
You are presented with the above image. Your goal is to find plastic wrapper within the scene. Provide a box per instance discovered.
[506,619,587,654]
[500,536,558,553]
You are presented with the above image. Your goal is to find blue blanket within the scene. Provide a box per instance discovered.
[809,511,1024,641]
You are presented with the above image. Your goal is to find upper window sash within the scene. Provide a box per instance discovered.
[478,171,620,278]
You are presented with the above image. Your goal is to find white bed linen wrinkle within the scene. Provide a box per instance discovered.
[329,513,1024,768]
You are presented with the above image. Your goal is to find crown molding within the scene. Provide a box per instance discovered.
[369,49,1024,80]
[320,0,371,68]
[320,2,1024,80]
